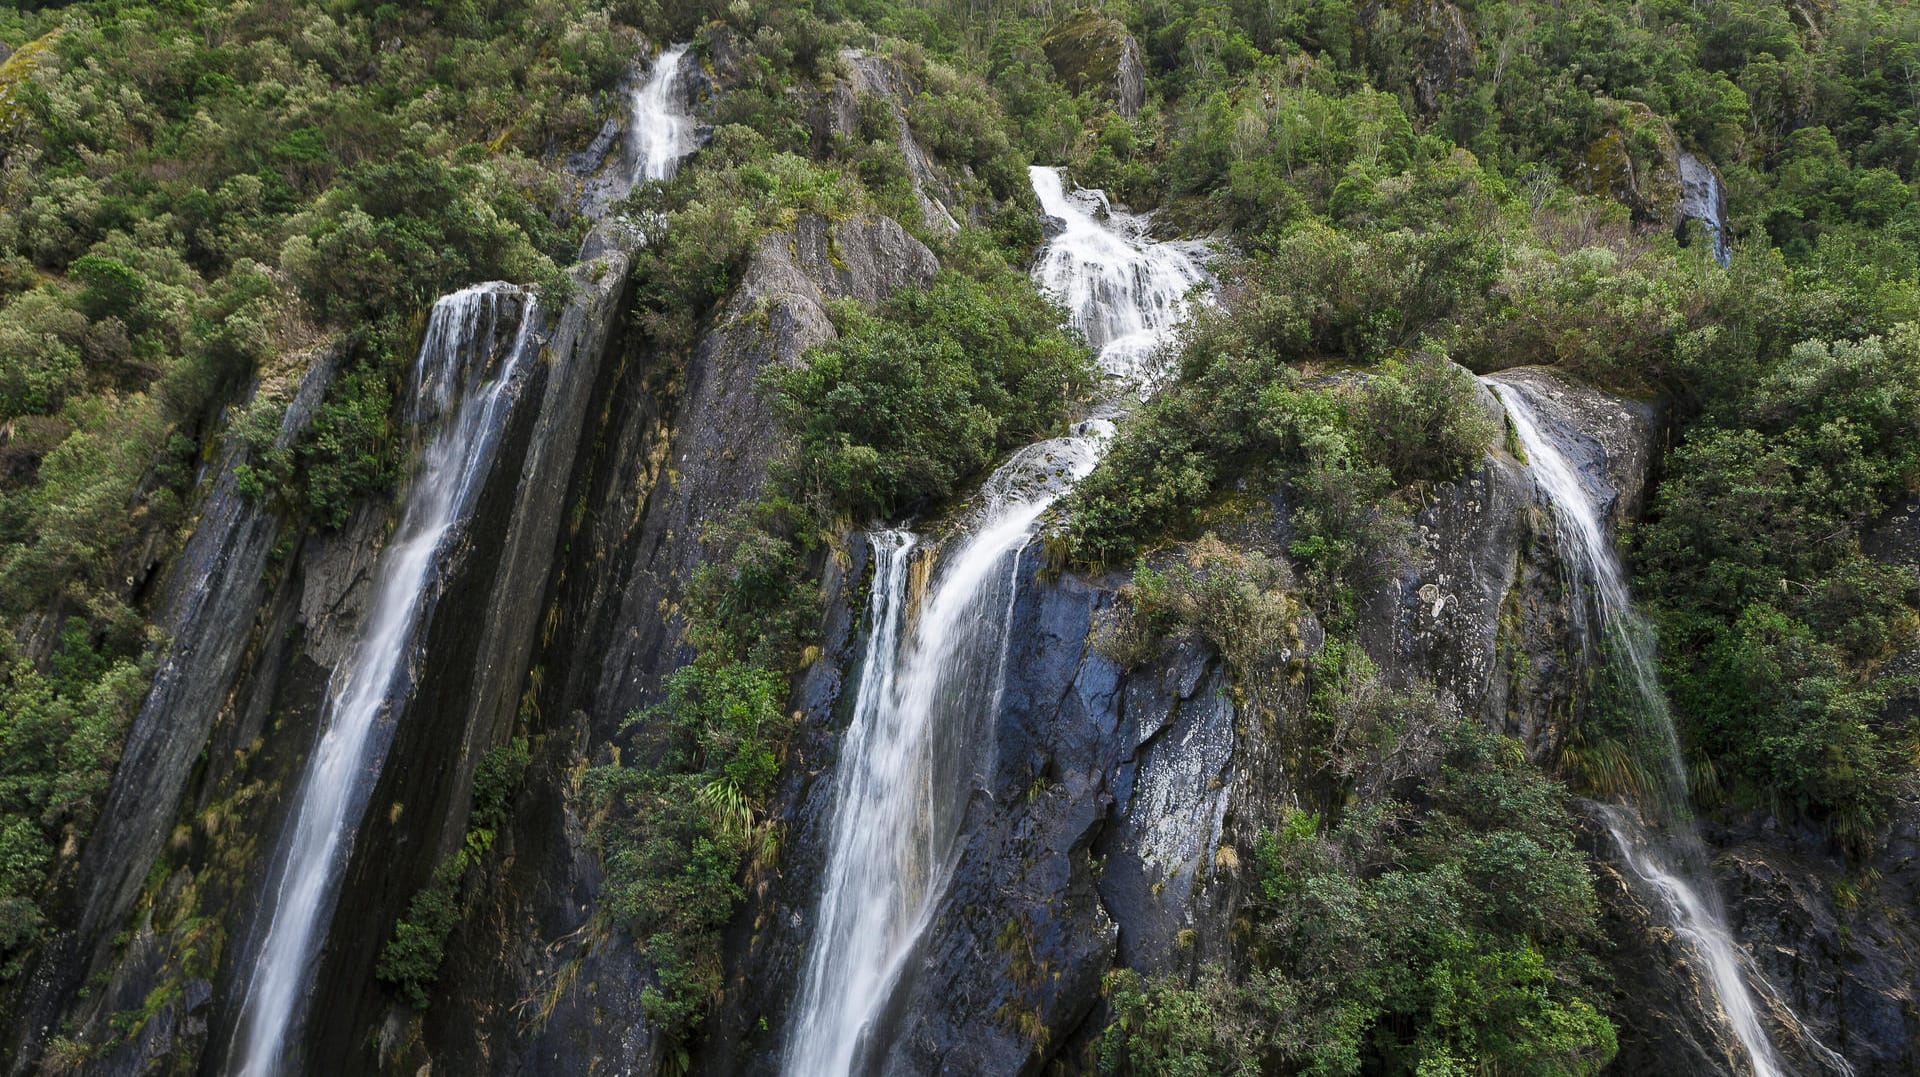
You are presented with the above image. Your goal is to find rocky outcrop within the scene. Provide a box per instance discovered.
[1,344,338,1075]
[696,366,1745,1074]
[830,50,964,237]
[1573,100,1685,226]
[1573,100,1733,259]
[1041,14,1146,117]
[1361,0,1477,116]
[417,212,936,1076]
[7,248,636,1075]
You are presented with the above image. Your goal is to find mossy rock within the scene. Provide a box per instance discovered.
[1569,99,1684,226]
[0,29,61,140]
[1041,12,1145,116]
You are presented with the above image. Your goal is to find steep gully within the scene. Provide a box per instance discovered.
[224,285,539,1073]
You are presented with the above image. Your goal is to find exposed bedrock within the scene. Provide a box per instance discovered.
[418,212,936,1076]
[695,366,1847,1076]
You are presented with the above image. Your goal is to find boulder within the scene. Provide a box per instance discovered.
[1573,100,1733,260]
[1041,14,1146,117]
[1362,0,1477,116]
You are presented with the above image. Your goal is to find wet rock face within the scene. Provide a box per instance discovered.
[1677,151,1732,264]
[1715,821,1920,1077]
[1040,14,1146,116]
[709,368,1699,1074]
[1588,838,1755,1075]
[1572,99,1733,256]
[420,212,937,1077]
[7,255,635,1075]
[0,346,340,1074]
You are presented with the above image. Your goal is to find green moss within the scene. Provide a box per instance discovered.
[1041,13,1132,92]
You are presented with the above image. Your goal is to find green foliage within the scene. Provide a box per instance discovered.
[297,358,397,529]
[1097,535,1296,676]
[626,123,860,351]
[770,267,1093,519]
[281,151,564,326]
[1350,355,1497,485]
[685,499,823,671]
[1639,323,1920,842]
[376,736,530,1010]
[584,663,793,1044]
[0,623,150,962]
[1103,725,1616,1077]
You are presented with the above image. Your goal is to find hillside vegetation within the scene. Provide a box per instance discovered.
[1,0,1916,1072]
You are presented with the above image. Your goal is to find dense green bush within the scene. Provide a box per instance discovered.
[1350,356,1497,485]
[0,621,149,963]
[1639,324,1920,842]
[281,151,567,326]
[296,358,399,529]
[769,268,1092,520]
[584,662,791,1042]
[377,736,531,1010]
[1103,723,1616,1076]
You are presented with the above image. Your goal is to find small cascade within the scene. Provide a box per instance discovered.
[1029,166,1210,380]
[1491,379,1847,1077]
[629,43,695,184]
[782,169,1206,1075]
[570,42,697,228]
[224,284,537,1076]
[1678,151,1732,267]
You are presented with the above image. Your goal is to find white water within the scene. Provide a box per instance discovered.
[1029,166,1210,381]
[782,168,1206,1075]
[225,285,536,1075]
[1491,379,1839,1077]
[629,44,695,184]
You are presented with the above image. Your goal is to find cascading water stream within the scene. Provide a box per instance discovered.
[1029,165,1210,381]
[1678,151,1732,267]
[782,167,1206,1076]
[223,285,536,1075]
[629,44,695,184]
[222,48,701,1073]
[1491,379,1848,1077]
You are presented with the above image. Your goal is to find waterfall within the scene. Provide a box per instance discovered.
[629,44,695,184]
[571,42,696,229]
[782,168,1206,1075]
[1678,151,1731,267]
[1029,166,1209,381]
[224,285,537,1075]
[1491,379,1849,1077]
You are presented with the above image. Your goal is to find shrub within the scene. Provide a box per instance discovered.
[584,663,793,1044]
[297,360,397,529]
[376,737,531,1010]
[1349,355,1497,485]
[1102,722,1617,1077]
[769,268,1093,520]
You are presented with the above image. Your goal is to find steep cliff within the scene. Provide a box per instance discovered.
[691,364,1771,1074]
[413,211,937,1076]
